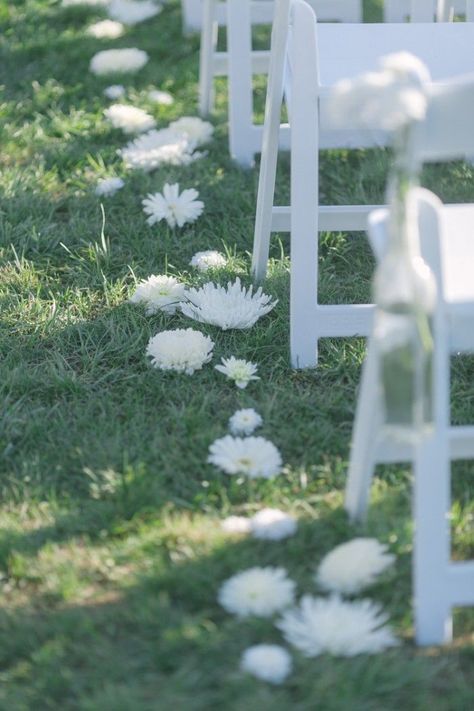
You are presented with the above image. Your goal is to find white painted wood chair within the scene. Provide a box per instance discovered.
[197,0,362,122]
[252,0,474,367]
[345,74,474,645]
[385,0,474,22]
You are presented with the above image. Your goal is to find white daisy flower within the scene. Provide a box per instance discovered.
[277,595,398,657]
[221,516,252,534]
[250,508,297,541]
[104,84,126,100]
[120,128,200,171]
[129,274,186,315]
[229,408,262,436]
[316,538,395,595]
[142,183,204,229]
[95,177,124,196]
[215,356,259,389]
[108,0,161,25]
[181,278,277,331]
[218,567,295,617]
[146,328,214,375]
[148,89,174,105]
[169,116,214,147]
[189,250,227,272]
[104,103,156,134]
[89,48,149,76]
[208,435,282,479]
[87,19,124,39]
[241,644,292,685]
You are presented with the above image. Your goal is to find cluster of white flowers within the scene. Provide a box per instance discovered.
[189,250,227,272]
[130,274,186,315]
[181,278,277,330]
[104,103,156,134]
[95,176,124,196]
[146,328,214,375]
[108,0,161,24]
[87,19,124,39]
[90,48,149,75]
[142,183,204,228]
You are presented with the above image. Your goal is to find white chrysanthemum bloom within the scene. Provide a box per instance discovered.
[146,328,214,375]
[95,177,124,196]
[148,89,174,105]
[87,19,124,38]
[208,435,282,479]
[221,516,252,534]
[130,274,186,315]
[229,408,262,436]
[181,278,277,330]
[278,595,398,657]
[142,183,204,229]
[104,84,126,99]
[90,48,149,76]
[215,356,259,389]
[241,644,292,685]
[189,250,227,272]
[251,508,297,541]
[120,128,200,171]
[218,567,295,617]
[104,104,156,134]
[169,116,214,147]
[326,51,430,132]
[108,0,161,24]
[316,538,395,595]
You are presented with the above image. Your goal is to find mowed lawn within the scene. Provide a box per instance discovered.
[0,0,473,708]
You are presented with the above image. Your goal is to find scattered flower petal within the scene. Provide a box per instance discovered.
[316,538,395,595]
[90,48,149,76]
[130,274,186,315]
[215,356,259,389]
[218,567,295,617]
[146,328,214,374]
[229,408,262,436]
[142,183,204,228]
[104,84,126,99]
[189,250,227,272]
[148,89,174,105]
[108,0,161,24]
[87,19,124,38]
[241,644,292,684]
[169,116,214,146]
[278,595,398,657]
[208,435,282,478]
[104,103,156,134]
[95,177,124,196]
[251,508,297,541]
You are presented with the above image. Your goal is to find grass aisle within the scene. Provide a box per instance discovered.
[0,0,473,708]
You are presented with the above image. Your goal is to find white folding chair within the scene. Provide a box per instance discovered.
[345,74,474,645]
[384,0,474,22]
[252,0,474,367]
[198,0,362,126]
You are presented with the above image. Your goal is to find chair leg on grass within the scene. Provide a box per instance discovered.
[199,0,217,117]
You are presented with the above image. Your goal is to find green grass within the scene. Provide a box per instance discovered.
[0,0,473,708]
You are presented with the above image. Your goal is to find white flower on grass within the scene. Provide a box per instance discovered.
[108,0,161,24]
[90,48,149,75]
[251,508,297,541]
[229,408,262,436]
[146,328,214,375]
[169,116,214,147]
[130,274,186,315]
[241,644,292,685]
[215,356,259,389]
[326,51,431,132]
[148,89,174,105]
[277,595,398,657]
[104,84,126,99]
[181,278,277,330]
[218,567,295,617]
[221,516,252,534]
[95,177,124,196]
[316,538,395,595]
[189,250,227,272]
[142,183,204,229]
[120,128,201,171]
[104,103,156,134]
[63,0,109,5]
[87,19,124,38]
[208,435,282,479]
